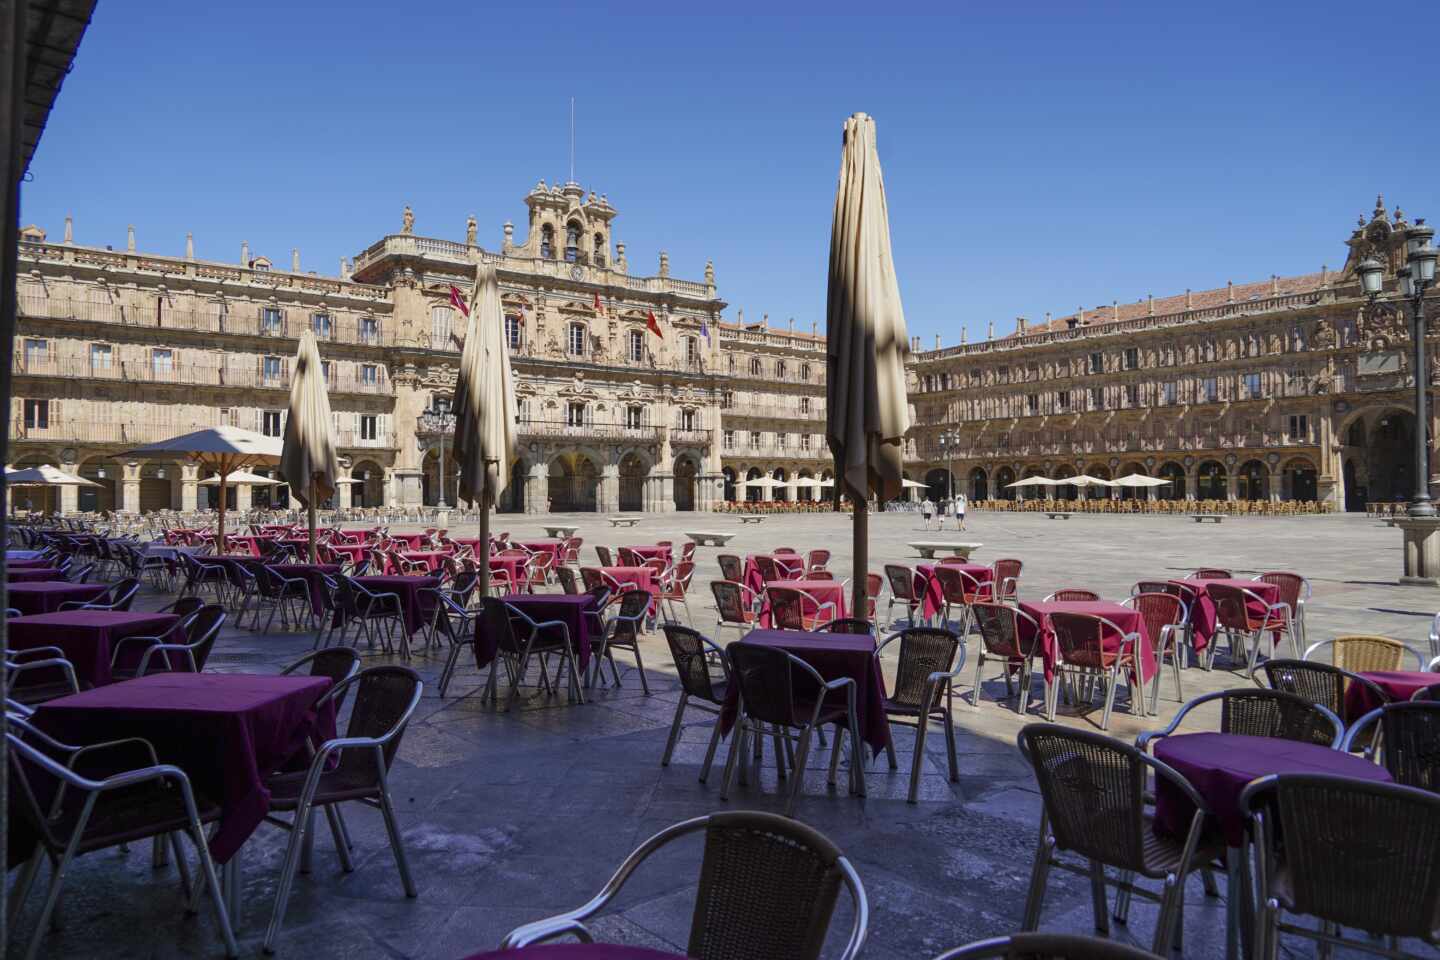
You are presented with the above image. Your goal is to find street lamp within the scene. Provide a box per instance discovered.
[1359,219,1438,518]
[936,429,961,503]
[418,402,457,509]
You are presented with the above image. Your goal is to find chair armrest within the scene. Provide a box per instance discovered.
[1339,707,1383,754]
[6,657,79,695]
[68,737,161,778]
[136,643,199,677]
[110,633,166,667]
[1135,690,1224,751]
[9,646,67,662]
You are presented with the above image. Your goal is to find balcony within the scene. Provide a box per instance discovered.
[671,428,711,446]
[10,418,220,445]
[722,443,826,460]
[408,417,664,443]
[12,355,390,395]
[335,429,392,449]
[721,401,824,422]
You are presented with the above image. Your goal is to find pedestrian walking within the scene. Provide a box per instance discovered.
[921,497,934,529]
[954,492,967,531]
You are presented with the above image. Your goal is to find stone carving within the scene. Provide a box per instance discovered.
[402,205,414,235]
[465,215,477,246]
[1355,301,1407,350]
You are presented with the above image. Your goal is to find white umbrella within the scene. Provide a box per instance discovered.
[1066,475,1114,487]
[1111,474,1171,488]
[6,464,99,487]
[198,470,283,486]
[737,476,785,490]
[123,426,283,554]
[1006,476,1056,488]
[900,478,928,489]
[790,477,823,489]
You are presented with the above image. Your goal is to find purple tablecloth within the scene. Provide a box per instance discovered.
[1018,599,1156,685]
[1153,732,1392,846]
[7,568,64,583]
[7,581,108,616]
[1345,670,1440,720]
[1167,578,1281,653]
[270,563,342,615]
[9,610,183,687]
[352,575,439,635]
[718,629,891,758]
[758,579,848,628]
[34,673,337,863]
[477,594,600,672]
[915,562,992,620]
[6,557,53,569]
[6,550,46,562]
[461,946,684,960]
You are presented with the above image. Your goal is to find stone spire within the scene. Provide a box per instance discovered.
[63,214,73,244]
[185,233,194,261]
[986,319,994,340]
[240,240,249,267]
[291,248,300,273]
[705,259,715,285]
[615,241,627,273]
[1185,288,1192,309]
[659,250,669,278]
[126,225,135,252]
[1147,294,1154,316]
[502,220,514,252]
[960,327,968,344]
[465,215,477,246]
[340,257,349,279]
[1226,280,1234,303]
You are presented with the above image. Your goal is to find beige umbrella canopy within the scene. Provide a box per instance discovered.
[1111,474,1171,488]
[1007,476,1057,488]
[6,464,99,486]
[198,469,282,486]
[826,112,912,620]
[900,478,928,489]
[124,426,282,555]
[452,262,517,593]
[281,330,340,561]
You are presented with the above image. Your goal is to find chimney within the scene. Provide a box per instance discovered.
[960,327,968,344]
[1016,316,1027,336]
[1078,306,1085,326]
[935,333,941,349]
[1271,274,1279,295]
[986,319,994,340]
[1112,300,1119,321]
[1185,288,1192,309]
[126,225,136,252]
[291,248,301,273]
[241,240,249,266]
[63,215,73,244]
[185,233,194,261]
[788,317,795,333]
[1226,280,1234,303]
[1321,264,1329,286]
[1147,293,1154,316]
[811,320,817,336]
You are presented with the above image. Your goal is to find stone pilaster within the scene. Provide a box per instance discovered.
[180,463,199,512]
[599,464,619,514]
[59,460,79,515]
[122,461,141,514]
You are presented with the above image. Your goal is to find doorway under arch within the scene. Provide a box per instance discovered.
[1196,460,1227,500]
[619,453,648,512]
[1237,460,1269,501]
[969,467,989,501]
[548,455,599,512]
[498,460,527,514]
[674,456,697,511]
[1157,462,1185,500]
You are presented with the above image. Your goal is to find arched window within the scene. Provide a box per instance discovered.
[540,224,555,259]
[593,232,606,267]
[430,306,452,348]
[565,222,582,262]
[567,322,586,357]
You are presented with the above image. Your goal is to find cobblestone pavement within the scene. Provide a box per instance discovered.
[10,510,1436,958]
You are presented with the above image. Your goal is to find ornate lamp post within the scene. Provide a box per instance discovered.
[1358,218,1438,519]
[417,403,457,509]
[937,429,961,503]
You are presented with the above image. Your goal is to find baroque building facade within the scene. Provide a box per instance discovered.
[9,180,833,515]
[907,197,1437,513]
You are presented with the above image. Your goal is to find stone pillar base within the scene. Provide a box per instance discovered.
[1395,517,1440,585]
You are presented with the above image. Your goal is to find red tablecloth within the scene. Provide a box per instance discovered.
[1344,670,1440,720]
[488,555,528,587]
[1153,732,1392,846]
[742,553,805,593]
[397,550,449,574]
[9,610,184,688]
[759,578,848,627]
[1018,599,1156,684]
[7,581,108,616]
[258,524,299,536]
[596,566,658,614]
[269,563,342,615]
[915,562,992,619]
[34,673,336,863]
[462,946,684,960]
[387,532,426,550]
[516,539,564,562]
[351,575,439,635]
[1168,578,1280,653]
[477,594,601,673]
[718,629,891,758]
[626,544,672,564]
[7,568,64,583]
[219,535,267,557]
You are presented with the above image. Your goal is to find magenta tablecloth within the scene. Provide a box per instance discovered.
[7,557,53,569]
[625,544,672,564]
[461,945,684,960]
[351,575,439,635]
[759,579,848,627]
[7,581,108,616]
[477,593,600,673]
[6,550,47,562]
[1153,732,1391,846]
[742,553,805,594]
[596,566,658,615]
[397,550,449,574]
[270,563,342,615]
[34,673,336,863]
[1344,670,1440,720]
[516,539,564,562]
[914,562,993,620]
[1167,578,1280,653]
[9,610,183,687]
[387,532,426,550]
[1018,599,1156,684]
[718,629,891,758]
[7,568,64,583]
[326,542,368,565]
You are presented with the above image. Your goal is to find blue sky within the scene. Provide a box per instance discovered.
[21,2,1440,347]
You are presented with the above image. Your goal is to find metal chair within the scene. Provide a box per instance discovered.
[932,933,1165,960]
[259,666,423,953]
[659,560,695,625]
[1303,634,1422,673]
[1047,611,1146,729]
[1206,582,1293,671]
[1240,773,1440,959]
[1137,689,1342,752]
[480,597,582,708]
[253,564,313,633]
[110,605,227,680]
[498,811,868,960]
[280,647,362,710]
[336,575,406,657]
[592,589,651,693]
[989,558,1023,601]
[5,648,80,705]
[806,548,831,574]
[716,553,743,583]
[1017,723,1216,957]
[766,584,837,631]
[969,602,1042,714]
[721,643,862,817]
[434,594,481,697]
[6,723,238,960]
[160,595,206,620]
[57,577,138,612]
[594,545,613,566]
[179,552,229,604]
[1043,589,1101,602]
[659,625,730,781]
[932,564,988,637]
[555,565,580,595]
[1254,571,1312,650]
[820,618,874,635]
[710,579,759,643]
[1122,592,1188,715]
[875,627,965,803]
[1252,658,1387,722]
[1341,700,1440,792]
[1191,568,1232,580]
[884,563,922,627]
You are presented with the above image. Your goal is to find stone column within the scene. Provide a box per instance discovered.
[1185,469,1198,501]
[599,463,620,514]
[180,463,200,512]
[338,475,353,511]
[59,459,80,515]
[1224,471,1237,502]
[236,482,253,514]
[122,461,141,514]
[395,470,423,507]
[1269,466,1281,503]
[526,461,546,514]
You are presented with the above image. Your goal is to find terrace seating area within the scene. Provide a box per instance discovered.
[971,497,1334,516]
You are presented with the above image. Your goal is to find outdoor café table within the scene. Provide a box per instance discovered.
[1152,732,1393,960]
[258,524,298,536]
[388,532,426,550]
[1344,670,1440,719]
[9,610,183,687]
[516,539,565,562]
[489,554,529,588]
[199,554,264,588]
[33,672,337,865]
[352,574,440,636]
[626,544,672,564]
[741,553,805,593]
[325,542,368,565]
[7,581,107,616]
[717,629,890,773]
[6,549,46,562]
[7,556,53,568]
[915,562,992,621]
[462,946,685,960]
[7,567,65,582]
[1167,578,1281,656]
[759,578,849,628]
[595,565,658,614]
[397,550,449,573]
[217,534,268,557]
[1016,599,1156,687]
[269,563,342,617]
[476,593,601,676]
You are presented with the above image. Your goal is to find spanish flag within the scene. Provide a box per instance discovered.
[647,309,663,338]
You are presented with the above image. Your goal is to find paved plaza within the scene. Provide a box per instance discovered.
[11,510,1437,959]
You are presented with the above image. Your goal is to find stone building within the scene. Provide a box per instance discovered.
[9,181,830,515]
[907,197,1437,512]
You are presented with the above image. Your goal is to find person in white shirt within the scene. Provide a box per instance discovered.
[920,497,934,529]
[954,493,967,531]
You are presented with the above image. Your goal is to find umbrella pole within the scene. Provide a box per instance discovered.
[308,477,318,564]
[215,456,228,556]
[478,490,491,595]
[853,495,868,626]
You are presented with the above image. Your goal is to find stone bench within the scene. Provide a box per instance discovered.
[736,515,766,524]
[607,516,642,528]
[1191,514,1225,524]
[1045,512,1074,520]
[685,531,735,547]
[543,525,579,538]
[908,541,983,560]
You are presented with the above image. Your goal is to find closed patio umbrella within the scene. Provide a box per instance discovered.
[123,426,283,554]
[280,330,340,562]
[826,112,912,621]
[451,262,517,594]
